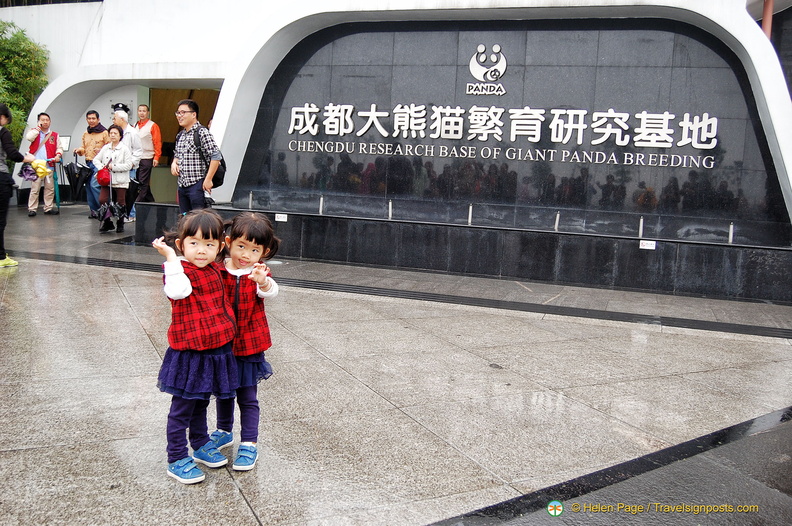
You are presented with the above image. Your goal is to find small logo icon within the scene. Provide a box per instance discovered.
[466,44,507,95]
[469,44,507,82]
[547,500,564,517]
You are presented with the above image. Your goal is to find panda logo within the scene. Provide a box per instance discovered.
[469,44,507,83]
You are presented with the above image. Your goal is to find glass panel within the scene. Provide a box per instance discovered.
[235,20,791,247]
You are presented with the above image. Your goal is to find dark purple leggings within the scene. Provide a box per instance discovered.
[166,396,211,463]
[216,385,260,442]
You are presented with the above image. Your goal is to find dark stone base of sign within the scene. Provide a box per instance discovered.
[135,203,792,303]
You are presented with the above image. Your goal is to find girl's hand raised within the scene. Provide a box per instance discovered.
[248,263,272,289]
[152,236,178,262]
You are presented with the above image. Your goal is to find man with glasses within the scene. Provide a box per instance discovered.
[170,99,221,214]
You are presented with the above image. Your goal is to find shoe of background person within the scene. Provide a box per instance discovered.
[28,211,36,217]
[192,441,228,468]
[99,219,114,233]
[209,429,233,450]
[44,209,59,215]
[0,256,19,267]
[232,443,258,471]
[126,216,136,222]
[167,457,205,484]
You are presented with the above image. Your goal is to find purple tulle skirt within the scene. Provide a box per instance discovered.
[157,343,238,400]
[237,352,273,387]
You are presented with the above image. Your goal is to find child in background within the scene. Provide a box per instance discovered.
[152,209,238,484]
[210,212,280,471]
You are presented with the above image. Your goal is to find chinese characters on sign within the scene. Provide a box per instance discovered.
[289,103,718,148]
[287,102,719,168]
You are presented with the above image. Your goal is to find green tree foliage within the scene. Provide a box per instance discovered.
[0,20,49,150]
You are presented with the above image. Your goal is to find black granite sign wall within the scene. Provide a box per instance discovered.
[236,18,790,248]
[135,204,792,301]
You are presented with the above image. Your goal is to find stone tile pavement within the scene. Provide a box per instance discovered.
[0,204,790,525]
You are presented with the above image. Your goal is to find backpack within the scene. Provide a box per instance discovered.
[188,124,226,188]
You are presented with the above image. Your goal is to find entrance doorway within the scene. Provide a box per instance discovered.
[148,88,220,203]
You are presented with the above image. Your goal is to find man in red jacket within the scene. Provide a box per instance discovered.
[26,112,62,216]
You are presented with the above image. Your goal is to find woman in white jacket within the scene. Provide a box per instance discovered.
[94,124,133,233]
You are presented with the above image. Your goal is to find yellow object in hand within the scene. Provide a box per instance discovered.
[31,159,51,178]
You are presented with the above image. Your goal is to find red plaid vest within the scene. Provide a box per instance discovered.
[166,261,236,351]
[221,268,272,356]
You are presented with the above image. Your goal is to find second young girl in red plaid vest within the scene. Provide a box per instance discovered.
[152,209,237,484]
[208,212,280,471]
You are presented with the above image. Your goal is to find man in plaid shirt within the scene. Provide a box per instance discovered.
[171,99,222,214]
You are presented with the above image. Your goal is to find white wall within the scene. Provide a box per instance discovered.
[1,2,101,81]
[63,85,140,162]
[746,0,792,19]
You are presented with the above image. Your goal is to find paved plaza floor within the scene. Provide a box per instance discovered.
[0,204,790,525]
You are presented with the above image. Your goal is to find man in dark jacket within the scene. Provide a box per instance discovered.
[0,103,35,266]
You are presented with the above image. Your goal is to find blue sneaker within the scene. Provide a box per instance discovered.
[193,441,228,468]
[167,457,205,484]
[209,429,233,450]
[232,443,258,471]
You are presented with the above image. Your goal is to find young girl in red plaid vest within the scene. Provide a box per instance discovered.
[152,209,238,484]
[208,212,280,471]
